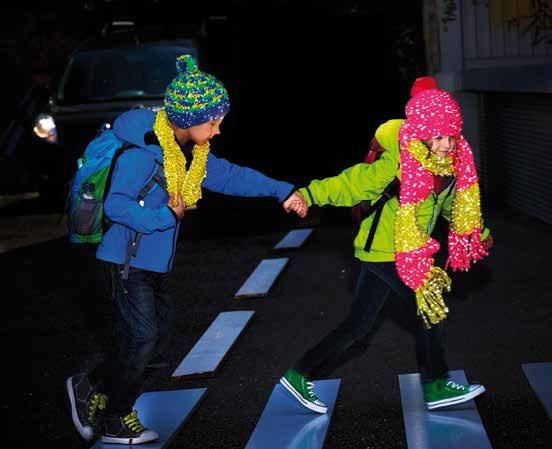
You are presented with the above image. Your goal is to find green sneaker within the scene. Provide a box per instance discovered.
[423,378,486,410]
[280,369,328,414]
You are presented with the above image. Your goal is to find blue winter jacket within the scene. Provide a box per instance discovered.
[96,109,294,273]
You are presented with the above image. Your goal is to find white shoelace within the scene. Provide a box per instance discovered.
[306,381,316,399]
[446,380,466,391]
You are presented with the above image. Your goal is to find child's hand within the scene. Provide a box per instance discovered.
[481,233,493,251]
[283,191,308,218]
[168,195,186,220]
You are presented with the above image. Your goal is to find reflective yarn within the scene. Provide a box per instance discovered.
[153,110,209,207]
[394,89,488,328]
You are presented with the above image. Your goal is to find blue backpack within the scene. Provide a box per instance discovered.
[67,130,163,245]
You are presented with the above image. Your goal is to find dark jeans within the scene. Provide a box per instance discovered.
[90,261,173,416]
[294,261,449,383]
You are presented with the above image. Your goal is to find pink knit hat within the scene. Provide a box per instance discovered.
[403,88,463,140]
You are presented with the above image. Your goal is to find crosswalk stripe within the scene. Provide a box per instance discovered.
[273,228,313,250]
[243,379,340,449]
[91,388,206,449]
[234,258,289,299]
[399,370,492,449]
[171,311,255,379]
[522,362,552,418]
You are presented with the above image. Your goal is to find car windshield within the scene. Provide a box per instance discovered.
[56,45,197,105]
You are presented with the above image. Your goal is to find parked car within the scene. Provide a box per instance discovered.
[25,22,202,207]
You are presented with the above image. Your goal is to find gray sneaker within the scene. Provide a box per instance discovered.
[66,373,107,441]
[100,410,159,445]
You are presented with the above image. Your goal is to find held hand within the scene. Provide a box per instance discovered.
[168,195,186,221]
[283,191,308,218]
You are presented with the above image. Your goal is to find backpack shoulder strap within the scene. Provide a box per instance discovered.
[101,141,134,234]
[121,161,165,281]
[362,177,400,252]
[137,161,165,201]
[102,141,134,203]
[364,137,385,164]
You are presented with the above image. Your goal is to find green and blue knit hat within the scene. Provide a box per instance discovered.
[164,54,230,129]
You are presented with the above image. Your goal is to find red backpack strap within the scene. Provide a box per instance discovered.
[364,137,385,164]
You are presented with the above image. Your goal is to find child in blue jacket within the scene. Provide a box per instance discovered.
[66,54,306,445]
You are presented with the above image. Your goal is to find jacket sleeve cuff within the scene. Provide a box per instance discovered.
[298,187,314,207]
[480,226,490,241]
[280,186,296,203]
[276,183,295,202]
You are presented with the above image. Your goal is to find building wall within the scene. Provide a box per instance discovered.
[426,0,552,223]
[462,0,552,67]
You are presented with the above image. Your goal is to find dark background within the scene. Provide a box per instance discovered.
[1,0,426,236]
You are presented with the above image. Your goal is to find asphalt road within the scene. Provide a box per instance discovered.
[2,204,551,449]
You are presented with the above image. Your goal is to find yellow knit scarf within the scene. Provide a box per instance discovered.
[153,110,209,207]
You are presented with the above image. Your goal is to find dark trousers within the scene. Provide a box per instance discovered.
[90,262,173,416]
[294,261,449,383]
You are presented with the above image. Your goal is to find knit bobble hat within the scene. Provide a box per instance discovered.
[403,77,462,140]
[164,54,230,129]
[409,76,438,98]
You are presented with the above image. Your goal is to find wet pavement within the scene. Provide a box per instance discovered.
[2,202,551,449]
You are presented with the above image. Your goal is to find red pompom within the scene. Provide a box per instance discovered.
[410,76,438,98]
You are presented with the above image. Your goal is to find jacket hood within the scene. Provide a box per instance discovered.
[375,119,403,155]
[112,109,162,154]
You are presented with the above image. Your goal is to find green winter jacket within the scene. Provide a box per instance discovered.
[299,119,488,262]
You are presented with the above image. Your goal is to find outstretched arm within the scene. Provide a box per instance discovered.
[203,152,294,202]
[298,156,397,209]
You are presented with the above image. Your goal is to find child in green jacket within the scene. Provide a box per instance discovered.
[280,79,493,413]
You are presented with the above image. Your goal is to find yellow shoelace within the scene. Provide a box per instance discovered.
[87,392,107,423]
[123,410,144,433]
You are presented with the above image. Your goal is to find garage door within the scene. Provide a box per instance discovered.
[479,93,552,224]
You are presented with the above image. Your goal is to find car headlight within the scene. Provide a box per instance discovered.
[33,114,58,144]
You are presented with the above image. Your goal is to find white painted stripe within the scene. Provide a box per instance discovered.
[399,370,493,449]
[273,228,313,249]
[234,258,289,299]
[171,311,254,378]
[522,362,552,418]
[244,379,340,449]
[91,388,206,449]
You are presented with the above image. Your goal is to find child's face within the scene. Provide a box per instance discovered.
[423,136,456,159]
[172,116,225,146]
[187,116,225,146]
